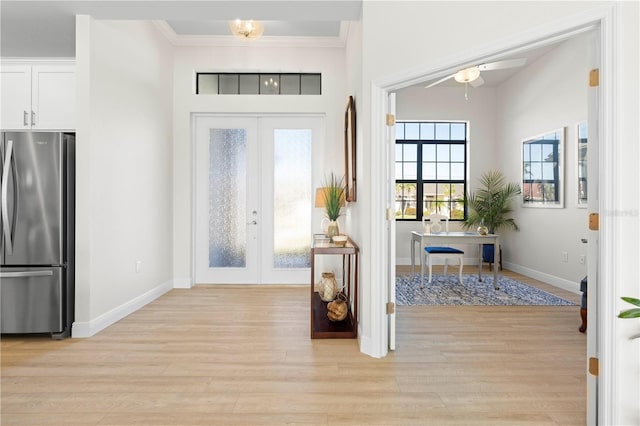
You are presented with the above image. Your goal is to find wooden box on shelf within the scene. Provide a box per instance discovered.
[310,235,359,339]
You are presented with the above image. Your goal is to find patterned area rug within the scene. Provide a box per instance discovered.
[396,274,576,306]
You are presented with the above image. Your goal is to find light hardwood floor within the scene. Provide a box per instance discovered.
[1,268,586,425]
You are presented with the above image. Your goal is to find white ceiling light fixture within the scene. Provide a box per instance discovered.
[425,58,527,100]
[453,67,481,84]
[229,19,264,40]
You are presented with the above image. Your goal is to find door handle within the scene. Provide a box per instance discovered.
[2,140,14,255]
[0,271,54,278]
[246,220,257,225]
[31,111,36,126]
[23,111,29,127]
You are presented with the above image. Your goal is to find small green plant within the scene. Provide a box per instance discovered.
[322,172,345,221]
[618,297,640,319]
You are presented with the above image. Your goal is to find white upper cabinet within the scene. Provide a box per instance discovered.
[1,62,75,130]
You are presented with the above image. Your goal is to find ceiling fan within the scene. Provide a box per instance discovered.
[424,58,527,99]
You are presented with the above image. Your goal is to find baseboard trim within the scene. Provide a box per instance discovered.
[173,277,192,289]
[503,262,581,294]
[71,280,174,338]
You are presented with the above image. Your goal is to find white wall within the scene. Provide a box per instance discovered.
[171,43,348,287]
[74,17,174,336]
[394,85,499,264]
[360,1,638,423]
[497,34,590,290]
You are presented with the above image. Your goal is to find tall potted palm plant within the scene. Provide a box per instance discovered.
[463,170,521,264]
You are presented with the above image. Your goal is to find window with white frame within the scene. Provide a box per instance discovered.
[395,121,467,221]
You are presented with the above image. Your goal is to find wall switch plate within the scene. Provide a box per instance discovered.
[561,251,568,263]
[579,255,586,264]
[135,260,142,273]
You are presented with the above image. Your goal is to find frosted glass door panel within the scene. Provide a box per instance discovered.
[194,116,258,284]
[209,129,247,268]
[273,129,312,268]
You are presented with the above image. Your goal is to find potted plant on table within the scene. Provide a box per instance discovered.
[463,170,521,266]
[321,172,345,240]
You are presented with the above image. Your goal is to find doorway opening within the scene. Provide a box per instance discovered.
[381,24,602,425]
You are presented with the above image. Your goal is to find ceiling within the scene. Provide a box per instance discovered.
[1,0,569,90]
[0,0,363,57]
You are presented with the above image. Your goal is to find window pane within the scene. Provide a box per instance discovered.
[209,128,246,267]
[403,144,417,162]
[542,143,555,161]
[273,129,312,268]
[436,144,449,161]
[529,162,542,180]
[450,183,464,201]
[451,163,465,180]
[422,144,435,161]
[239,74,259,94]
[198,74,218,94]
[395,123,405,140]
[450,123,466,140]
[420,122,434,140]
[436,163,450,179]
[403,162,417,179]
[260,74,280,95]
[523,145,530,161]
[395,183,417,219]
[542,162,555,180]
[422,162,436,180]
[423,183,437,216]
[219,74,239,94]
[280,74,300,95]
[530,143,542,160]
[451,144,465,161]
[435,123,450,140]
[300,74,321,94]
[405,123,420,139]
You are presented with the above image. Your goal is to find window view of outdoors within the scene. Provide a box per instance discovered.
[395,121,467,221]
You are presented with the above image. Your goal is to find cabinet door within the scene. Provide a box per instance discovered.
[32,65,75,130]
[0,65,31,130]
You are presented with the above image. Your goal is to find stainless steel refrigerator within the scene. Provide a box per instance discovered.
[1,132,75,339]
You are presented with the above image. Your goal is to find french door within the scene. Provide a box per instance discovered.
[194,114,322,284]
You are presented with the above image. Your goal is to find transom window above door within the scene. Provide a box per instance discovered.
[196,73,321,95]
[395,121,468,221]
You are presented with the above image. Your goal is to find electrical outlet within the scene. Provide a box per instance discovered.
[561,251,568,263]
[579,255,586,264]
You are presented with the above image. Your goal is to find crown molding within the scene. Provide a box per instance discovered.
[153,20,349,48]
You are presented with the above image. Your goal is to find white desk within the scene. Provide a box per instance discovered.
[410,231,500,290]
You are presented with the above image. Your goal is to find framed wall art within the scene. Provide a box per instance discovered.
[521,127,565,208]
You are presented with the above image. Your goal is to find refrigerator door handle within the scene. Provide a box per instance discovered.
[0,270,54,278]
[2,140,14,255]
[23,111,29,127]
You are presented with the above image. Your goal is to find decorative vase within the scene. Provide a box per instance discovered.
[327,292,348,322]
[327,220,339,240]
[318,272,338,302]
[477,219,488,235]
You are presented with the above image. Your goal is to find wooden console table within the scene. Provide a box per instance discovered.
[310,236,358,339]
